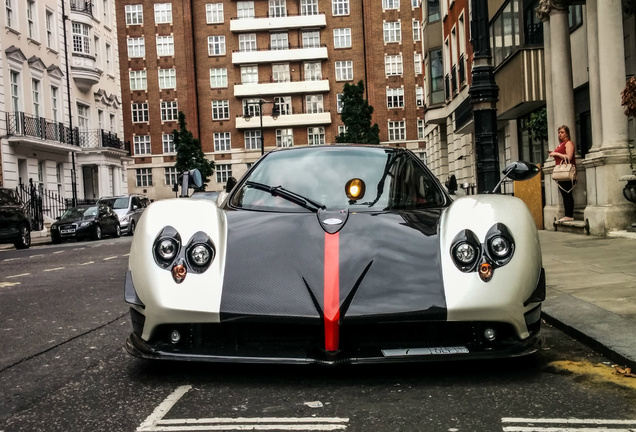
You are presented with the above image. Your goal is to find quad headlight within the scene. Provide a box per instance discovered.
[152,227,215,281]
[185,232,215,273]
[450,224,515,280]
[450,230,481,272]
[485,223,515,266]
[153,226,181,269]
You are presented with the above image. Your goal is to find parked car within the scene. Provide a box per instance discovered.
[97,194,149,235]
[50,204,120,243]
[124,145,544,365]
[0,188,31,249]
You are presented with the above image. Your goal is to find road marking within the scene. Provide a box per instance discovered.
[103,256,118,261]
[0,281,21,288]
[54,251,64,254]
[2,258,19,262]
[138,385,192,431]
[29,254,44,258]
[80,261,94,265]
[6,273,30,278]
[501,418,636,431]
[43,267,65,272]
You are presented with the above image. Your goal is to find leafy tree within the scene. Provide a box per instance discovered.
[527,107,548,144]
[173,111,215,188]
[336,81,380,144]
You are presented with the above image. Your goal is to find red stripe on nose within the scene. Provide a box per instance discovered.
[324,232,340,352]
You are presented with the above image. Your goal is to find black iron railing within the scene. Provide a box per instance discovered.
[6,112,79,146]
[71,0,93,16]
[77,129,128,152]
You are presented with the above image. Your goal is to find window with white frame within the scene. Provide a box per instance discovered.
[56,163,64,195]
[338,125,347,135]
[305,94,323,113]
[212,100,230,120]
[154,3,172,24]
[417,119,425,139]
[270,33,288,50]
[32,79,41,118]
[386,88,404,108]
[72,22,90,54]
[274,96,292,115]
[136,168,153,187]
[415,86,424,106]
[276,129,294,147]
[238,33,257,52]
[302,31,320,48]
[46,10,54,48]
[244,130,261,150]
[129,70,147,91]
[237,1,254,18]
[301,0,319,15]
[156,36,174,56]
[27,1,37,39]
[243,98,260,117]
[332,0,349,15]
[10,71,20,113]
[5,0,14,28]
[164,167,178,185]
[216,164,231,183]
[214,132,231,151]
[77,103,90,136]
[94,36,100,65]
[210,68,227,88]
[162,134,175,153]
[206,3,224,23]
[125,4,143,25]
[337,93,343,113]
[333,28,351,48]
[388,120,406,141]
[241,65,259,83]
[158,68,177,89]
[161,101,178,121]
[308,127,325,145]
[132,103,149,123]
[105,43,113,74]
[385,55,403,75]
[335,61,353,81]
[98,109,104,130]
[414,53,422,74]
[412,0,419,7]
[51,86,59,122]
[134,135,151,154]
[208,36,226,55]
[103,0,109,25]
[127,37,145,57]
[38,161,45,191]
[304,62,322,81]
[383,0,399,10]
[412,20,421,41]
[269,0,286,17]
[272,64,290,82]
[383,22,401,43]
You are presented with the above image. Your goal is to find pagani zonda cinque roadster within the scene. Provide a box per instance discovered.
[125,145,545,365]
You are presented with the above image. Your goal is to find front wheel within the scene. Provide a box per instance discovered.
[14,224,31,249]
[114,223,121,238]
[92,225,102,241]
[128,220,135,236]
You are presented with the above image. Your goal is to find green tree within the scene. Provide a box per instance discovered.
[173,111,215,188]
[336,81,380,144]
[527,107,548,144]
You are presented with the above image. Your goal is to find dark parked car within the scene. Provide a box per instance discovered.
[50,204,121,243]
[0,188,31,249]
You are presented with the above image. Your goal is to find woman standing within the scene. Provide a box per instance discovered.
[549,125,576,222]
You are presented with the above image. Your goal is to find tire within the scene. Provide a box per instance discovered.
[51,233,62,244]
[114,223,121,238]
[14,224,31,249]
[128,220,135,236]
[92,224,102,241]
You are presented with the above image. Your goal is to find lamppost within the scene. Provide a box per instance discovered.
[61,0,78,206]
[243,99,279,156]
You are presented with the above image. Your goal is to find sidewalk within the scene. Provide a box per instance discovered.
[539,230,636,368]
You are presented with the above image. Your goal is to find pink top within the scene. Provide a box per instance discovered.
[554,140,575,166]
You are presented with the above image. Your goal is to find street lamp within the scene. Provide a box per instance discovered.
[243,99,279,156]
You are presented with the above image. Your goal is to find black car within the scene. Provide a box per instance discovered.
[50,204,121,243]
[0,188,31,249]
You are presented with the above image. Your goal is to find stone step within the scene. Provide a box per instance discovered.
[553,218,590,235]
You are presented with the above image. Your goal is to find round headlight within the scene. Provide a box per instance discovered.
[489,236,511,258]
[188,244,212,266]
[157,238,178,260]
[454,242,476,264]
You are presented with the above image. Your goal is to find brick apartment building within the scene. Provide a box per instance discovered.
[117,0,427,201]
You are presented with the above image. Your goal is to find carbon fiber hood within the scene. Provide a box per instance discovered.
[220,209,446,322]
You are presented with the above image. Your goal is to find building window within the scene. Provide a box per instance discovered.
[305,94,324,113]
[38,161,45,191]
[383,22,401,43]
[388,121,406,141]
[308,127,325,145]
[427,0,440,22]
[301,0,319,15]
[161,101,178,121]
[304,62,322,81]
[270,33,289,50]
[332,0,349,16]
[208,36,226,55]
[10,71,20,113]
[212,100,230,120]
[131,102,149,123]
[333,28,351,49]
[269,0,287,17]
[51,86,59,122]
[338,125,347,135]
[129,70,147,91]
[72,22,90,54]
[524,0,543,45]
[136,168,153,187]
[27,1,36,39]
[276,129,294,147]
[239,33,257,52]
[337,93,343,113]
[272,64,290,82]
[417,119,425,139]
[56,163,64,196]
[156,36,174,56]
[46,10,54,48]
[216,164,231,183]
[127,37,145,58]
[241,66,259,84]
[274,96,292,115]
[105,43,113,74]
[568,5,582,30]
[206,3,224,23]
[385,55,403,76]
[302,31,320,48]
[210,68,227,88]
[214,132,231,151]
[416,86,424,106]
[164,167,178,185]
[125,4,143,25]
[335,61,353,81]
[412,20,421,41]
[162,134,175,153]
[32,79,41,118]
[383,0,399,9]
[5,0,13,28]
[77,103,90,146]
[490,0,521,67]
[134,135,151,155]
[244,130,261,150]
[158,68,177,89]
[429,48,444,104]
[412,0,419,7]
[154,3,172,24]
[237,1,255,18]
[387,88,404,108]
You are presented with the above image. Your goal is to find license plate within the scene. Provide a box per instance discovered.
[381,346,469,357]
[60,229,75,234]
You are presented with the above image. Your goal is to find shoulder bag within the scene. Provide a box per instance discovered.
[552,156,576,192]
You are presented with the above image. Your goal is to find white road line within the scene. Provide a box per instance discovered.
[29,254,44,258]
[503,428,636,432]
[501,418,636,432]
[502,419,636,425]
[103,256,118,261]
[0,281,21,288]
[159,419,350,425]
[6,273,30,278]
[2,258,19,262]
[145,425,347,431]
[80,261,94,266]
[54,251,64,254]
[43,267,65,272]
[138,385,193,431]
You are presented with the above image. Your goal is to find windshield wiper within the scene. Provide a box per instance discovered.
[245,181,326,212]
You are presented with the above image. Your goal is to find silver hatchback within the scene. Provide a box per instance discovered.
[97,194,150,235]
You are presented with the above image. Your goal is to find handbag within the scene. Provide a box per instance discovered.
[552,156,576,192]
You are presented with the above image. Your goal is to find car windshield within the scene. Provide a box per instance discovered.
[0,189,20,206]
[61,206,98,219]
[229,147,447,212]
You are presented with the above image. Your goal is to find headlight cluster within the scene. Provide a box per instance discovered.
[450,223,515,282]
[152,226,216,283]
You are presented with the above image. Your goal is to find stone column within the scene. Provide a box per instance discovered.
[548,8,576,133]
[113,165,122,195]
[586,0,603,150]
[542,18,556,153]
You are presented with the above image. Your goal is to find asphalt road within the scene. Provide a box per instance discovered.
[1,238,636,432]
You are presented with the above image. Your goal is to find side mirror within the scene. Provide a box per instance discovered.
[177,169,203,197]
[491,161,540,193]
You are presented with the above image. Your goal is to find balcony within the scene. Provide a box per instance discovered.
[71,53,102,93]
[230,13,326,32]
[234,78,329,97]
[6,112,79,148]
[232,46,328,65]
[70,0,93,17]
[78,129,130,154]
[235,111,331,129]
[495,48,546,119]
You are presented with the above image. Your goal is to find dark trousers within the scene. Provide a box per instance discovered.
[558,181,574,217]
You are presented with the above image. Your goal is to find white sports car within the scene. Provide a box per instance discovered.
[125,145,544,365]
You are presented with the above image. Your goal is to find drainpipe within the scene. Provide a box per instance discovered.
[62,0,78,206]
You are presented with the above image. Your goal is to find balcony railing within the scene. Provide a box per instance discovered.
[71,0,93,16]
[77,129,128,153]
[6,112,79,146]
